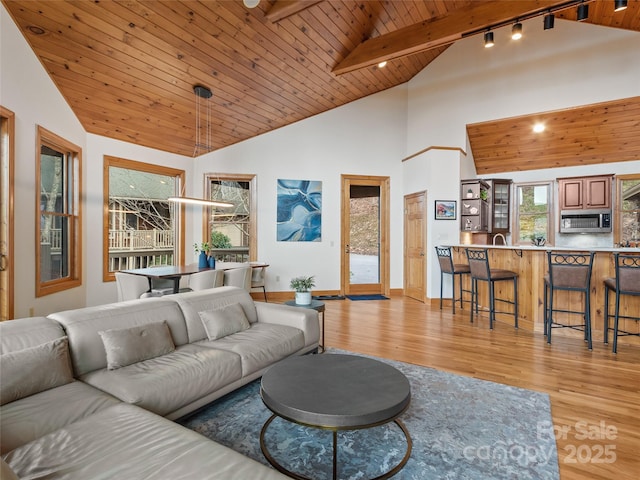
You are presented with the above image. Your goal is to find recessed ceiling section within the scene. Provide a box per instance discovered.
[466,96,640,175]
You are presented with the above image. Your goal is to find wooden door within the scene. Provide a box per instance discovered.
[404,191,426,302]
[340,175,390,297]
[0,107,15,321]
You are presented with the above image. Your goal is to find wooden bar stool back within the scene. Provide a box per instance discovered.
[465,248,518,329]
[543,251,595,350]
[435,246,470,314]
[604,252,640,353]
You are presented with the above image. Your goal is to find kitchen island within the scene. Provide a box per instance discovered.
[449,244,640,348]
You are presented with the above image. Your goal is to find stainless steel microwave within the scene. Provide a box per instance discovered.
[560,209,612,233]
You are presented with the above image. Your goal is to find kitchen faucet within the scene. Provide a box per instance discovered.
[492,233,507,245]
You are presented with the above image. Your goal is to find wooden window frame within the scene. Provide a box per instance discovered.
[35,126,82,297]
[614,173,640,245]
[512,181,555,246]
[102,156,185,282]
[203,173,257,261]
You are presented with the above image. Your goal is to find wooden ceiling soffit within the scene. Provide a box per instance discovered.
[265,0,324,23]
[466,96,640,175]
[332,0,570,75]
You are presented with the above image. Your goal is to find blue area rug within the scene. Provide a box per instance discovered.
[178,350,559,479]
[345,294,389,300]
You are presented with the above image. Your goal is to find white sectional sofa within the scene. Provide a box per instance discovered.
[0,286,320,479]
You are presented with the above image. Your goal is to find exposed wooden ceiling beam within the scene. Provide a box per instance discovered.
[332,0,576,75]
[265,0,324,23]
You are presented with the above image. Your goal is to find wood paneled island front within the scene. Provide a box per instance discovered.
[450,245,640,348]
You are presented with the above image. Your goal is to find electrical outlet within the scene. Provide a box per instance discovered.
[276,275,280,282]
[29,307,35,316]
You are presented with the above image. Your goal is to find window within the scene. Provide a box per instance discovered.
[513,182,553,245]
[36,126,82,296]
[615,174,640,246]
[103,156,185,281]
[204,174,256,262]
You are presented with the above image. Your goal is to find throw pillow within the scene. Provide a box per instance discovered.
[98,321,175,370]
[0,337,74,405]
[199,303,251,341]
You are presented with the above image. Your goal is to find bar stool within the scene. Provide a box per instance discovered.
[604,252,640,353]
[435,246,470,313]
[543,251,594,350]
[465,248,518,329]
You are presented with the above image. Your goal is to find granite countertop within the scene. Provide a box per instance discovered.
[450,244,640,252]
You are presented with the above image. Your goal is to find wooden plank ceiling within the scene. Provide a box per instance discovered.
[467,97,640,174]
[2,0,639,171]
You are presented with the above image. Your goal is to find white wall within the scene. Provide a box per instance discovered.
[194,85,409,293]
[1,5,87,317]
[405,18,640,299]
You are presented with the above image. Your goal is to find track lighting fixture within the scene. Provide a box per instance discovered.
[577,1,589,21]
[484,31,494,48]
[614,0,627,11]
[511,22,522,40]
[543,13,555,30]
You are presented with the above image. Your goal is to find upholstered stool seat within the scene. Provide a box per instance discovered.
[465,248,518,329]
[543,251,594,350]
[435,246,471,314]
[604,252,640,353]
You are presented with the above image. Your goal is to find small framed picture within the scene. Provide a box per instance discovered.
[435,200,457,220]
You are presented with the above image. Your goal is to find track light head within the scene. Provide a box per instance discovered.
[484,31,494,48]
[511,22,523,40]
[577,2,589,21]
[614,0,627,11]
[543,13,555,30]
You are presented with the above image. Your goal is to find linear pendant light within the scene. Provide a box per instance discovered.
[168,196,233,208]
[168,85,233,209]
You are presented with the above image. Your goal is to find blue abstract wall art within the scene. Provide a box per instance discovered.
[277,179,322,242]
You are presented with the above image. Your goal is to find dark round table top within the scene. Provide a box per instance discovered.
[284,299,325,312]
[260,354,411,429]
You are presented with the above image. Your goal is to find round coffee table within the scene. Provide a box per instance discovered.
[260,354,412,480]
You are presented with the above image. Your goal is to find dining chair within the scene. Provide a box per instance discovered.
[250,265,268,301]
[188,270,224,291]
[115,272,152,301]
[223,266,252,292]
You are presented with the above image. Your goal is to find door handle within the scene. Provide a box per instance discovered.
[420,252,425,256]
[345,244,350,253]
[0,254,6,272]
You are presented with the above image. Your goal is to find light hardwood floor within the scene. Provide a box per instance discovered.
[322,295,640,480]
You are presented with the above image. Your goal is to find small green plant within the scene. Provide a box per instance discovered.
[194,242,210,254]
[289,276,315,292]
[480,189,488,201]
[210,231,232,249]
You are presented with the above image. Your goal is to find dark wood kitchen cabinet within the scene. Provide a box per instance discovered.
[558,175,612,210]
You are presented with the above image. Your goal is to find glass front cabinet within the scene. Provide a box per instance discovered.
[487,179,512,234]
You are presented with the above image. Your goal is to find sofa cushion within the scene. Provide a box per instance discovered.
[0,459,18,480]
[49,297,190,376]
[0,380,120,454]
[199,303,251,341]
[196,323,304,377]
[80,344,242,417]
[3,403,288,480]
[0,337,73,406]
[99,321,175,370]
[174,287,259,343]
[0,316,66,354]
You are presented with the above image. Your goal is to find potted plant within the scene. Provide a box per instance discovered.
[290,276,315,305]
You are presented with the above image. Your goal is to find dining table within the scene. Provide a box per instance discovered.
[121,262,268,294]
